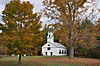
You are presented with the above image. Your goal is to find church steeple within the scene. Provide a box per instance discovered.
[47,31,54,43]
[47,26,54,43]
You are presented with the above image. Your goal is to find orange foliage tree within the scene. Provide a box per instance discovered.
[0,0,43,66]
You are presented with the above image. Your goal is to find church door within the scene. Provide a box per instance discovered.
[50,52,53,56]
[45,52,47,55]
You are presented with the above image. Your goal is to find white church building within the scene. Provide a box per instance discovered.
[42,30,67,56]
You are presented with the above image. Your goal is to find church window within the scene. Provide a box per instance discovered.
[47,47,50,50]
[48,45,50,46]
[59,50,61,54]
[64,50,66,54]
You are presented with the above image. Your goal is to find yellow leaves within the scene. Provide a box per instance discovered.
[24,45,34,48]
[24,33,34,41]
[54,26,68,46]
[79,40,84,44]
[13,48,18,51]
[22,1,33,11]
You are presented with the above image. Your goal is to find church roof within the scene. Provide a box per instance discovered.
[51,42,66,48]
[42,42,66,48]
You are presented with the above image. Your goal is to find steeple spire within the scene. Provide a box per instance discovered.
[47,26,54,43]
[47,31,54,43]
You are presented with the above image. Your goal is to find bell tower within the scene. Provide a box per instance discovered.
[47,31,54,43]
[47,26,54,43]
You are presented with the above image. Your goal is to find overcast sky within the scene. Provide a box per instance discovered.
[0,0,100,23]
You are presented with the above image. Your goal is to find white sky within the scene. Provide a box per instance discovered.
[0,0,100,23]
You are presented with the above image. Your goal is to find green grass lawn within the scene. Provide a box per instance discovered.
[0,56,100,66]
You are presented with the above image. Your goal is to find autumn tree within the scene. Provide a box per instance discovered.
[0,0,41,66]
[43,0,87,58]
[91,18,100,58]
[74,18,96,56]
[0,33,3,55]
[32,30,46,55]
[95,18,100,42]
[51,17,99,58]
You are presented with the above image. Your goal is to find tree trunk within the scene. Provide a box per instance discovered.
[68,23,74,59]
[18,54,21,66]
[69,45,74,58]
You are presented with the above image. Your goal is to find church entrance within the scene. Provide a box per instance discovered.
[50,52,53,56]
[45,52,47,55]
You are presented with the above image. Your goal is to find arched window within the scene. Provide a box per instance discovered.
[64,50,66,54]
[59,50,61,54]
